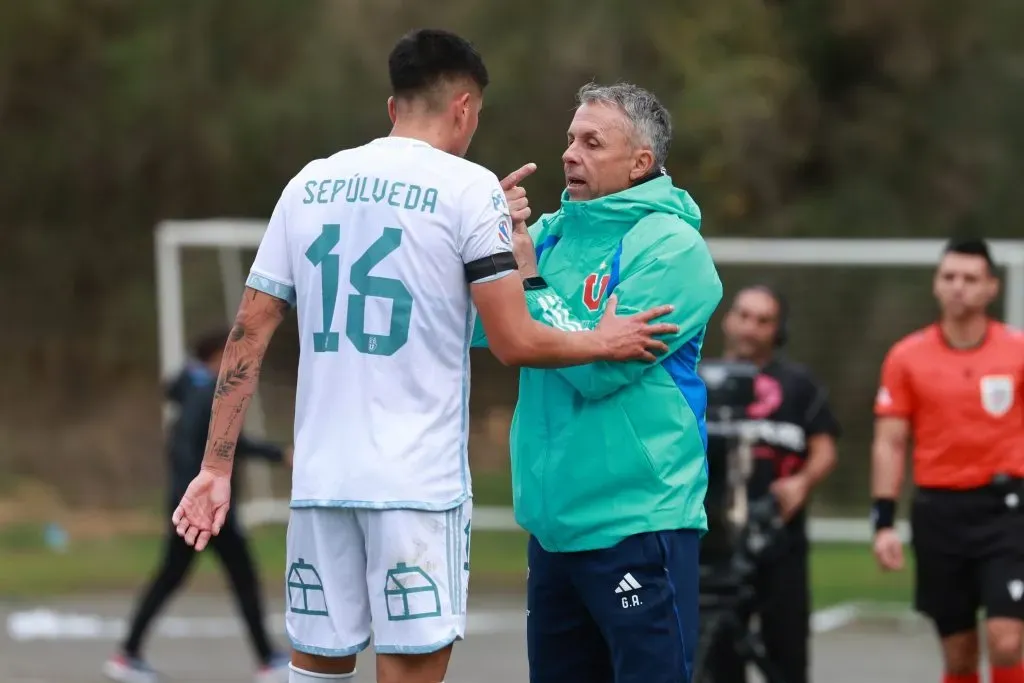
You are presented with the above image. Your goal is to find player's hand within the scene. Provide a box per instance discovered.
[873,528,904,571]
[594,294,678,362]
[171,468,232,552]
[500,163,537,230]
[771,474,810,522]
[283,445,294,468]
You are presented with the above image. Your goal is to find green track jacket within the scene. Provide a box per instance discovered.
[473,175,723,552]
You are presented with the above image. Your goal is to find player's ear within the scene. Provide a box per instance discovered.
[387,96,397,124]
[452,91,471,123]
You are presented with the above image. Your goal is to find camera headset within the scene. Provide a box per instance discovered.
[745,284,790,349]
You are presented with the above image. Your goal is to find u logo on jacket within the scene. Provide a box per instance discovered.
[582,273,610,312]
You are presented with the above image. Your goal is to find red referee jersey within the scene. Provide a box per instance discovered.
[874,321,1024,489]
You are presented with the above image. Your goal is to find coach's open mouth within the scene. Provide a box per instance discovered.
[566,175,586,188]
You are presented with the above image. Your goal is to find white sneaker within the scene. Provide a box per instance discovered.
[102,654,160,683]
[254,652,290,683]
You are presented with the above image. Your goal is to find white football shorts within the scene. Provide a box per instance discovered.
[284,499,472,656]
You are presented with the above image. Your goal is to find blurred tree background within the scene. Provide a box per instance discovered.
[2,0,1023,511]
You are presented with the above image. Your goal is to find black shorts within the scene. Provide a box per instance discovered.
[911,483,1024,636]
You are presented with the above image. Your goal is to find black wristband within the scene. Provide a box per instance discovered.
[871,498,896,532]
[523,276,548,291]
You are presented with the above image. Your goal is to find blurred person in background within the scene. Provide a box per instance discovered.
[871,237,1024,683]
[706,285,841,683]
[476,82,723,683]
[169,30,673,683]
[103,328,292,683]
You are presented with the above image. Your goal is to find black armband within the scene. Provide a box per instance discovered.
[522,276,549,291]
[465,252,517,284]
[871,498,896,532]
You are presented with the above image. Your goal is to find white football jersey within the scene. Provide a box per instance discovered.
[246,136,515,510]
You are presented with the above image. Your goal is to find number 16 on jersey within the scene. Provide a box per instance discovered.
[304,223,414,357]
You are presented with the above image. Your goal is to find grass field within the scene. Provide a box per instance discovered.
[0,520,913,607]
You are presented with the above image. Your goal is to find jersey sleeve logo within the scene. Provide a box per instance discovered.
[980,375,1015,417]
[492,189,508,213]
[497,219,511,246]
[875,387,892,407]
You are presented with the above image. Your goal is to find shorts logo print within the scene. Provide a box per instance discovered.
[384,563,442,621]
[288,558,329,617]
[1009,580,1024,602]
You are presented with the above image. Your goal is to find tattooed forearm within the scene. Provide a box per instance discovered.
[224,401,247,433]
[214,360,252,398]
[212,438,237,462]
[199,287,288,475]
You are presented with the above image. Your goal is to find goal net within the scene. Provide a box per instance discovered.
[155,220,1024,542]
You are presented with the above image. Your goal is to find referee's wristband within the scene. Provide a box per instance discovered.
[871,498,897,532]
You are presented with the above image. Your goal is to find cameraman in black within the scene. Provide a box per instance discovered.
[706,285,841,683]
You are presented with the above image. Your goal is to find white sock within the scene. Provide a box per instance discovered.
[287,663,355,681]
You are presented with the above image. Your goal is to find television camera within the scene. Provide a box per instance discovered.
[692,359,790,683]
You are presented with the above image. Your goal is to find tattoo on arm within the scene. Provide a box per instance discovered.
[212,438,237,462]
[214,361,251,399]
[200,288,288,473]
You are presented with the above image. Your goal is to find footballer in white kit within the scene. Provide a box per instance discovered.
[171,28,677,683]
[245,135,516,656]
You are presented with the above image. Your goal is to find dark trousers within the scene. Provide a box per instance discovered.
[527,529,701,683]
[122,518,275,665]
[706,542,810,683]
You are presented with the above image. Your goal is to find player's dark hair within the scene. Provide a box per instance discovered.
[388,29,489,102]
[192,328,230,363]
[943,235,995,273]
[741,284,790,348]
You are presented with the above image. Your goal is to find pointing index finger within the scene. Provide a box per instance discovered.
[500,163,537,191]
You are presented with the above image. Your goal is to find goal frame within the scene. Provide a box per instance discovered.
[154,219,1024,540]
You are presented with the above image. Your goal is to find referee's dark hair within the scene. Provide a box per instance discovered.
[944,235,995,274]
[388,29,489,104]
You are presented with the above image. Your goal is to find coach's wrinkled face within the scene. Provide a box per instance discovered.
[562,102,654,201]
[934,252,998,319]
[723,289,780,360]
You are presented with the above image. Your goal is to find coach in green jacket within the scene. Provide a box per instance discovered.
[474,82,722,683]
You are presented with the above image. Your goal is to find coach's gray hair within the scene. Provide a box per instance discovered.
[576,82,672,170]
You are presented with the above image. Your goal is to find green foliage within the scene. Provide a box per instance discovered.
[3,0,1024,501]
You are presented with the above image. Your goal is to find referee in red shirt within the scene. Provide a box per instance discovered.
[871,237,1024,683]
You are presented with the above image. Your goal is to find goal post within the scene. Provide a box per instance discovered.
[154,219,1024,540]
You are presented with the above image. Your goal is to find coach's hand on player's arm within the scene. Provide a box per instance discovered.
[594,295,676,362]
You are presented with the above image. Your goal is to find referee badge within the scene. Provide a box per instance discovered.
[980,375,1015,417]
